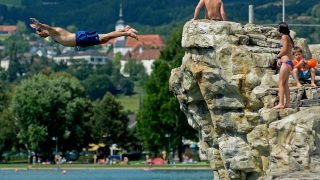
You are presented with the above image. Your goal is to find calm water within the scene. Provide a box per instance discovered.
[0,169,213,180]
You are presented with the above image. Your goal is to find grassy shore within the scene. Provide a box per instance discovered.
[0,162,211,170]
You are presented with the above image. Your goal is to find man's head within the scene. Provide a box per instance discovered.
[293,47,303,60]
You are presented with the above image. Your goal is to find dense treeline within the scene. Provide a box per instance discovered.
[0,22,197,163]
[0,0,319,42]
[0,25,141,162]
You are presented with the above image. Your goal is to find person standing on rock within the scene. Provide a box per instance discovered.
[193,0,227,21]
[273,22,295,109]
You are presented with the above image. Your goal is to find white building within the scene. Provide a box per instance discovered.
[108,3,164,76]
[53,50,109,67]
[0,58,9,70]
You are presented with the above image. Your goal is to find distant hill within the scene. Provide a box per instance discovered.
[0,0,21,7]
[0,0,319,42]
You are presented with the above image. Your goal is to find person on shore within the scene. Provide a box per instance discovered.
[145,154,152,165]
[29,18,138,48]
[193,0,227,21]
[292,47,317,87]
[273,22,295,109]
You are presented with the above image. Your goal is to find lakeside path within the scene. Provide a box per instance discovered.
[0,164,211,170]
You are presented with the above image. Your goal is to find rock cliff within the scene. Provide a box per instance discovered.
[310,44,320,61]
[169,20,320,180]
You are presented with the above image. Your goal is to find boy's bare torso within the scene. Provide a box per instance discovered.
[203,0,222,20]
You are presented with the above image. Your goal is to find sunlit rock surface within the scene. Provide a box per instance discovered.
[169,20,320,180]
[309,44,320,61]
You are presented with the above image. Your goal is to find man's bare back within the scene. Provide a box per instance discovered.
[203,0,223,20]
[193,0,227,21]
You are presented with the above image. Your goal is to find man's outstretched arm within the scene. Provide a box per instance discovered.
[30,18,58,34]
[193,0,204,20]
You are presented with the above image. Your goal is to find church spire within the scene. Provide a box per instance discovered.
[115,1,125,31]
[119,3,123,19]
[115,1,126,40]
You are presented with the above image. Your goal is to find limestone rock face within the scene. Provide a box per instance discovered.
[309,44,320,60]
[169,20,320,179]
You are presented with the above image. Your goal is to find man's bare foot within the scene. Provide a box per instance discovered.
[272,104,285,109]
[311,83,317,87]
[127,26,138,34]
[118,26,138,34]
[124,25,131,31]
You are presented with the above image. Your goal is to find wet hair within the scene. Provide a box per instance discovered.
[292,46,303,55]
[278,22,294,47]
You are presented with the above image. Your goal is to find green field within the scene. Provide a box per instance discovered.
[117,94,141,113]
[0,36,9,41]
[0,0,21,7]
[116,85,144,113]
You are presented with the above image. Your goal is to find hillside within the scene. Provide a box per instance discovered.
[0,0,21,7]
[0,0,319,42]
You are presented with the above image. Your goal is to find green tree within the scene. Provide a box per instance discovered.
[16,21,27,34]
[96,61,114,76]
[0,81,17,161]
[4,22,30,55]
[137,28,197,160]
[311,3,320,18]
[0,67,7,81]
[112,53,122,72]
[3,21,31,82]
[26,56,52,76]
[117,77,134,95]
[0,109,17,161]
[108,57,135,95]
[6,42,22,82]
[51,61,69,72]
[89,93,129,148]
[0,80,10,111]
[64,60,94,80]
[11,72,92,159]
[82,74,116,100]
[123,60,148,82]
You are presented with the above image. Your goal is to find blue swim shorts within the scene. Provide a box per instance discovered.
[292,70,311,81]
[76,31,100,47]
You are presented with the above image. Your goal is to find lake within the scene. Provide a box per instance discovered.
[0,169,213,180]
